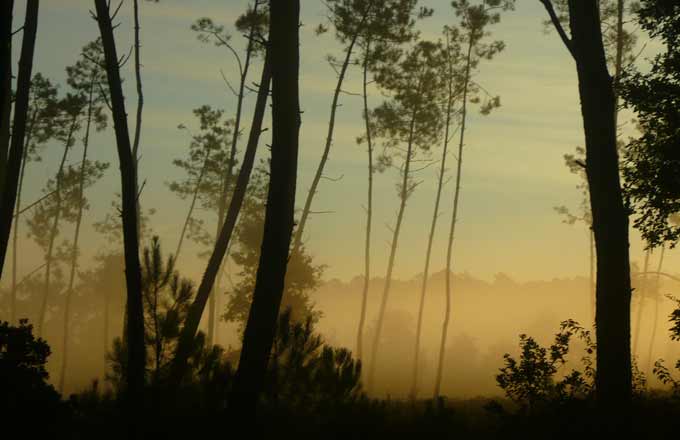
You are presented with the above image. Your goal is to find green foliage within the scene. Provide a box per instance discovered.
[621,1,680,247]
[496,319,594,410]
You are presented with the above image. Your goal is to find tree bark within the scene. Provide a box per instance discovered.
[94,0,146,420]
[230,0,299,416]
[169,49,272,386]
[542,0,633,423]
[0,0,12,192]
[356,39,373,361]
[0,0,38,281]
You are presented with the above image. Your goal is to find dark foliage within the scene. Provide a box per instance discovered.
[0,320,66,434]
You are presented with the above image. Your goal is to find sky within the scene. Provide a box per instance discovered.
[6,0,673,287]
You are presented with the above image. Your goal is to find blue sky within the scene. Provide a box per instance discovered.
[7,0,670,285]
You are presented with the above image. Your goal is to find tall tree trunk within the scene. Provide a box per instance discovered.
[58,77,97,394]
[646,246,664,376]
[366,89,422,392]
[356,39,373,361]
[10,111,37,324]
[170,49,272,386]
[542,0,633,422]
[0,0,38,281]
[230,0,299,416]
[0,0,12,192]
[412,37,459,398]
[434,36,473,399]
[132,0,143,243]
[37,117,78,337]
[290,8,371,257]
[209,2,261,346]
[632,249,650,355]
[94,0,146,422]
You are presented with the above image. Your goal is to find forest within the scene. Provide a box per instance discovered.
[1,0,680,438]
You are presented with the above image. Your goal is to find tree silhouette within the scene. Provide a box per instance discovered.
[9,74,59,325]
[353,0,424,362]
[366,39,448,391]
[541,0,634,426]
[94,0,146,428]
[58,38,110,393]
[0,0,39,285]
[231,0,300,417]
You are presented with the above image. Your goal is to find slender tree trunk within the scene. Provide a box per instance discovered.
[10,111,36,324]
[367,88,422,392]
[209,3,261,347]
[291,8,371,257]
[175,147,212,260]
[37,116,78,337]
[58,78,96,393]
[646,246,664,376]
[0,0,38,281]
[412,39,459,398]
[434,36,473,399]
[170,49,272,386]
[356,40,374,361]
[94,0,145,422]
[132,0,143,243]
[230,0,299,416]
[0,0,13,189]
[632,249,650,355]
[571,0,633,422]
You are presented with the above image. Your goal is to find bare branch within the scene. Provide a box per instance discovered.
[540,0,576,60]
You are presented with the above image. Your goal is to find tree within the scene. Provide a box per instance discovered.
[169,42,272,388]
[94,0,146,422]
[0,0,39,284]
[620,0,680,247]
[191,2,269,344]
[353,0,424,362]
[541,0,633,424]
[433,0,510,400]
[170,106,235,260]
[9,74,58,325]
[0,0,13,190]
[32,92,87,337]
[230,0,300,416]
[292,0,427,258]
[410,26,465,398]
[554,146,595,325]
[223,166,324,331]
[58,39,110,393]
[366,40,448,391]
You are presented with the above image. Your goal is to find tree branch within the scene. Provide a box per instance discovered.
[540,0,576,60]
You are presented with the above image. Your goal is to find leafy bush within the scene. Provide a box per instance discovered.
[496,319,594,410]
[0,319,65,432]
